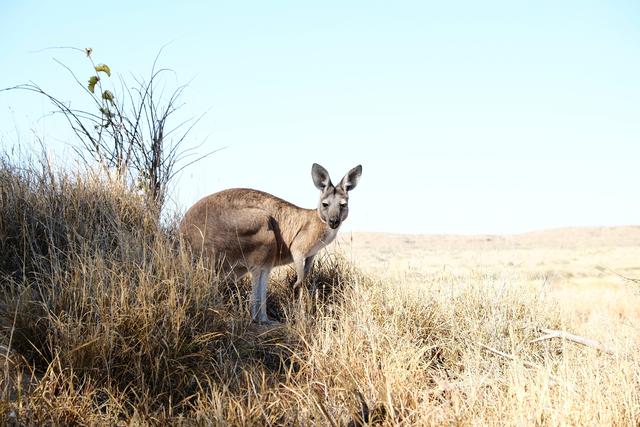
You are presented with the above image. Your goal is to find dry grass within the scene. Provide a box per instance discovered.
[0,155,638,425]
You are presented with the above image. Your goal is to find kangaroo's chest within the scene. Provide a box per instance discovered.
[306,227,339,257]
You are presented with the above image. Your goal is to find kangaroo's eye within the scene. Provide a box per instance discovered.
[322,202,329,208]
[340,203,347,209]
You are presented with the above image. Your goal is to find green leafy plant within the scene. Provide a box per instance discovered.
[1,47,215,214]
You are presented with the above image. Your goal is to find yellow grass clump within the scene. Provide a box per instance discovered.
[0,155,638,425]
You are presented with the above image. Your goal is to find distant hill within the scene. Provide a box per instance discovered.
[338,226,640,252]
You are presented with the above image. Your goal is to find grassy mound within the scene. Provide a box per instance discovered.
[0,157,365,424]
[0,156,637,425]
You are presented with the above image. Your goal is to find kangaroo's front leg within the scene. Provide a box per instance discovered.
[304,255,315,277]
[293,254,315,296]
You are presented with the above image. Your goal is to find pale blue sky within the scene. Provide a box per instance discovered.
[1,1,639,234]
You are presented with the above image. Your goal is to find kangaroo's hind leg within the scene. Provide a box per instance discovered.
[251,268,279,325]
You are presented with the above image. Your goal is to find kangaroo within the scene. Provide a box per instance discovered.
[179,163,362,324]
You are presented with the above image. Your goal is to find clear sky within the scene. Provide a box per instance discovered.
[1,1,639,234]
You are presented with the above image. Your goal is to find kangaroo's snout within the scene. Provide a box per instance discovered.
[328,218,341,229]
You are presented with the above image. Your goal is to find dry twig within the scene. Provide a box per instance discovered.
[531,328,616,355]
[477,342,540,370]
[476,342,562,385]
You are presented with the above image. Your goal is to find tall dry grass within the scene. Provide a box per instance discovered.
[0,155,638,425]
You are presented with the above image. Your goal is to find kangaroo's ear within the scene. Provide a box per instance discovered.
[312,163,332,190]
[338,165,362,192]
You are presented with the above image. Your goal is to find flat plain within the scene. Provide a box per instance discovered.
[319,226,640,424]
[338,226,640,342]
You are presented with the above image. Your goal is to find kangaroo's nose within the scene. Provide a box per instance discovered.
[328,218,340,229]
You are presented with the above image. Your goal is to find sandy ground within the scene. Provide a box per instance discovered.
[334,226,640,341]
[336,226,640,282]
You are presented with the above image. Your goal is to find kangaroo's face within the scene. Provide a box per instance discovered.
[318,185,349,229]
[312,163,362,229]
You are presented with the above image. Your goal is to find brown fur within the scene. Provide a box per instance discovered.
[179,188,333,277]
[179,164,362,323]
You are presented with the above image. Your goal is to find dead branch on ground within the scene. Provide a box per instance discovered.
[531,328,616,355]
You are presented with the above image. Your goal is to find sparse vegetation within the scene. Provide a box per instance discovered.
[0,153,638,425]
[1,48,213,214]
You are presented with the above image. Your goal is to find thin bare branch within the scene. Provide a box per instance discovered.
[52,58,102,109]
[477,342,541,370]
[3,47,215,214]
[27,46,86,54]
[168,147,224,182]
[601,266,640,284]
[532,328,616,355]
